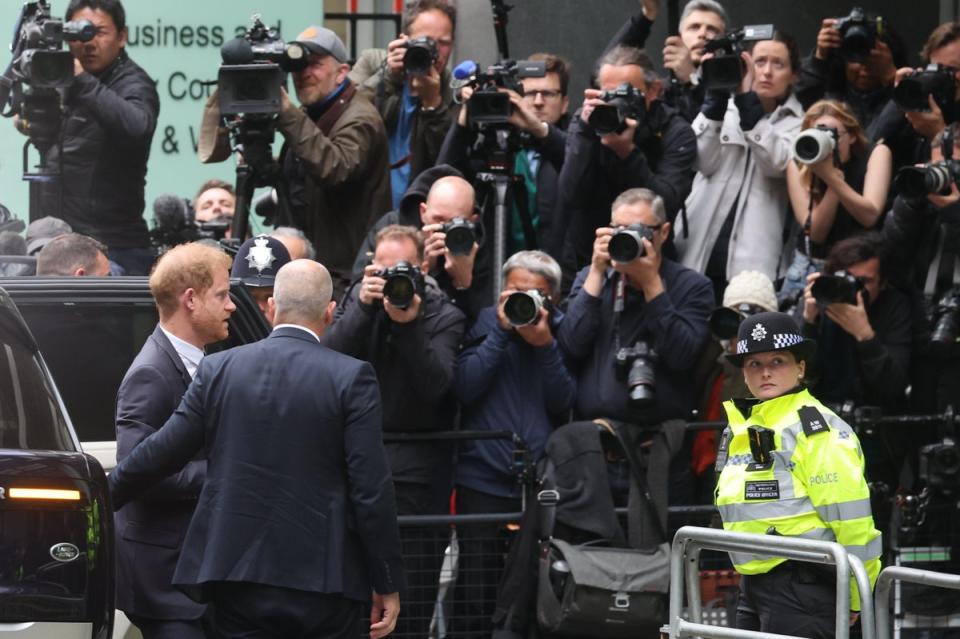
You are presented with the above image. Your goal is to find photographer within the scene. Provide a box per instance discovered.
[557,188,713,505]
[558,46,696,277]
[199,26,391,299]
[872,21,960,179]
[29,0,159,275]
[781,100,892,300]
[882,124,960,414]
[350,0,457,206]
[437,53,571,259]
[795,12,906,132]
[676,29,803,299]
[605,0,729,123]
[452,250,574,637]
[800,232,911,412]
[192,179,235,234]
[322,224,465,637]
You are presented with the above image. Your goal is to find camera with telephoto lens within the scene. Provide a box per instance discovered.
[919,438,960,493]
[893,64,957,113]
[608,224,655,263]
[461,59,546,125]
[403,36,438,76]
[377,261,425,310]
[709,303,765,340]
[929,287,960,344]
[811,270,868,306]
[441,217,477,255]
[589,82,646,136]
[217,15,307,115]
[615,341,658,409]
[503,289,548,326]
[793,125,839,165]
[834,7,884,61]
[700,24,775,91]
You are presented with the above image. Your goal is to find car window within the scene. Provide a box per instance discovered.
[0,313,74,451]
[15,302,158,443]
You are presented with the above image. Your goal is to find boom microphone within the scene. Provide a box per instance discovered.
[152,193,191,230]
[221,38,255,65]
[453,60,478,81]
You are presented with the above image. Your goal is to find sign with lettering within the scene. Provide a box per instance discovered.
[0,1,327,234]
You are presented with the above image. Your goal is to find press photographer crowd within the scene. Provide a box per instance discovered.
[2,0,960,637]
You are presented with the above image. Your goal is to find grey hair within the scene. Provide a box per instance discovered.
[501,250,562,297]
[272,260,332,322]
[679,0,729,31]
[272,226,316,260]
[611,188,667,224]
[598,45,660,86]
[36,233,106,276]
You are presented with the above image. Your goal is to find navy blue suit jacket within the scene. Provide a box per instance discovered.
[114,325,206,619]
[109,326,406,602]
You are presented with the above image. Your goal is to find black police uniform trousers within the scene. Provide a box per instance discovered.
[736,561,838,639]
[126,615,206,639]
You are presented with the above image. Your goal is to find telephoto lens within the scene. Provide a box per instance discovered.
[503,289,546,326]
[793,126,837,164]
[608,224,654,262]
[894,164,953,198]
[442,218,476,256]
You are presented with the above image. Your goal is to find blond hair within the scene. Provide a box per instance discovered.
[149,243,232,319]
[798,100,868,197]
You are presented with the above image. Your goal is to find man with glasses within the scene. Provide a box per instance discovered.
[437,53,572,261]
[23,0,160,275]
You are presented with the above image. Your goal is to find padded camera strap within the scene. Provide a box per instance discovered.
[315,80,357,137]
[925,225,960,297]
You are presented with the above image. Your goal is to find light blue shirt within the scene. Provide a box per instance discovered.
[159,326,204,379]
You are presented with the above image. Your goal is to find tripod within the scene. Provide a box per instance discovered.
[20,88,65,222]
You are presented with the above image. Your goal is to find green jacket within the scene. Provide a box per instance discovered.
[349,48,455,184]
[716,388,882,610]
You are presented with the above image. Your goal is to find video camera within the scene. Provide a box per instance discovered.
[811,270,868,306]
[589,82,645,136]
[893,64,957,114]
[701,24,775,91]
[615,341,657,409]
[150,194,230,250]
[919,437,960,494]
[377,261,425,309]
[403,37,438,76]
[793,125,839,165]
[217,15,306,116]
[834,7,884,61]
[454,58,547,126]
[503,289,548,326]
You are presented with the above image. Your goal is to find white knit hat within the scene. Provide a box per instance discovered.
[722,270,778,312]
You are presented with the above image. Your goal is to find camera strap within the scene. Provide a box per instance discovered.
[314,80,357,136]
[924,228,960,297]
[613,274,627,353]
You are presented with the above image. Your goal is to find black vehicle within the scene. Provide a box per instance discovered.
[0,287,112,638]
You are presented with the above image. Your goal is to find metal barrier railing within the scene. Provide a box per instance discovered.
[874,566,960,639]
[666,526,875,639]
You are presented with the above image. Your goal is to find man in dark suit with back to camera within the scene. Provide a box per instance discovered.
[109,259,405,639]
[114,242,235,639]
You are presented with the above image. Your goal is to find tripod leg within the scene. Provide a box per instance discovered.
[232,166,255,240]
[511,175,538,252]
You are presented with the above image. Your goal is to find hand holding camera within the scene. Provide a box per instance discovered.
[582,86,641,158]
[423,218,478,289]
[662,35,695,84]
[814,18,843,61]
[496,288,553,346]
[803,271,875,341]
[360,262,423,323]
[611,226,663,298]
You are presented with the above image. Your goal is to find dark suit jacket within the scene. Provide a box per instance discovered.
[114,325,206,619]
[109,326,406,603]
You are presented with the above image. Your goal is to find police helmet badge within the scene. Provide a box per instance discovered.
[246,237,276,274]
[751,323,767,342]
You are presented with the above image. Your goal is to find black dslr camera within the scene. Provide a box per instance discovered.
[503,289,548,326]
[709,303,765,340]
[893,64,957,114]
[834,7,884,61]
[217,15,307,115]
[377,261,425,310]
[608,224,655,263]
[441,217,477,255]
[589,82,646,136]
[919,438,960,494]
[615,341,658,409]
[701,24,775,91]
[402,36,438,76]
[929,288,960,344]
[461,59,547,125]
[811,270,868,306]
[895,130,960,198]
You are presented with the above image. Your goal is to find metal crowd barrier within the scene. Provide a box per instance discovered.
[666,526,875,639]
[874,566,960,639]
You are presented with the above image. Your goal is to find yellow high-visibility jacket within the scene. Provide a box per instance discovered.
[716,388,882,610]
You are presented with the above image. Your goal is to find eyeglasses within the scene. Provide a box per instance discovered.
[522,89,563,100]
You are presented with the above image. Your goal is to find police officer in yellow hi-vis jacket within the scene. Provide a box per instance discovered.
[716,311,881,638]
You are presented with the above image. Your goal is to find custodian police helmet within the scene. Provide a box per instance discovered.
[231,234,291,287]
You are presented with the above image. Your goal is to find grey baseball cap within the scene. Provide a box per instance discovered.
[293,26,348,63]
[26,216,72,256]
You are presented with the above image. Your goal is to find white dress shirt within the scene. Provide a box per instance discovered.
[159,326,205,379]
